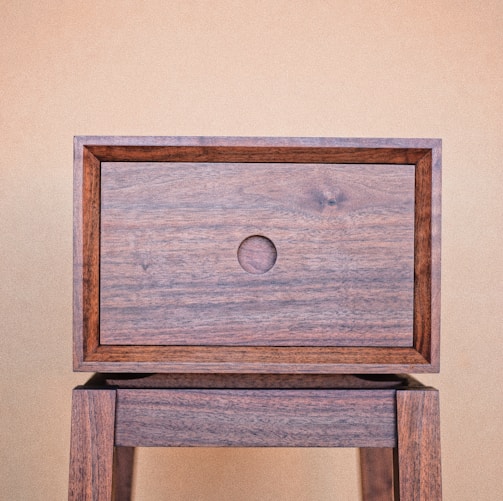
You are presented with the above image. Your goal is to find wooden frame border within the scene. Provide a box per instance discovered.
[74,136,441,373]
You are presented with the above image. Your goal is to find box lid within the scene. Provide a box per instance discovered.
[74,136,441,373]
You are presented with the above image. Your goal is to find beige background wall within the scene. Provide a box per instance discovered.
[1,1,502,499]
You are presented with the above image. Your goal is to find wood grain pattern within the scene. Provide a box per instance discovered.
[73,136,441,373]
[81,345,430,373]
[104,373,411,389]
[68,388,116,501]
[80,345,431,374]
[414,152,433,363]
[67,375,441,498]
[82,148,101,357]
[360,448,394,500]
[396,389,442,500]
[86,145,429,164]
[237,235,278,274]
[112,447,134,501]
[100,161,415,347]
[430,142,442,371]
[77,134,436,151]
[114,389,397,447]
[73,142,100,366]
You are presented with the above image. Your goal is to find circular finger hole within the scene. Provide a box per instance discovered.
[237,235,277,274]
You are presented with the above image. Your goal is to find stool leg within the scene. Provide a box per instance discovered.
[112,447,135,500]
[395,389,442,500]
[69,388,117,501]
[360,448,394,500]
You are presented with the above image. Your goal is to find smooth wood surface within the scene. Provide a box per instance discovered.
[360,448,394,500]
[68,388,116,501]
[74,136,441,372]
[80,345,430,373]
[100,161,414,347]
[237,235,278,274]
[67,376,441,499]
[84,142,431,164]
[73,145,101,367]
[396,389,442,500]
[114,389,397,447]
[112,447,134,501]
[428,141,442,369]
[104,372,413,389]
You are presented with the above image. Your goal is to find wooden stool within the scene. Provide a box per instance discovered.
[69,374,441,500]
[70,137,442,500]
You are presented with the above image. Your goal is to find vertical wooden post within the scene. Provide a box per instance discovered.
[360,448,394,500]
[69,388,116,501]
[112,447,135,501]
[396,389,442,500]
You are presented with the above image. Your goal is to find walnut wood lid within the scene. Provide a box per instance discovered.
[74,136,441,373]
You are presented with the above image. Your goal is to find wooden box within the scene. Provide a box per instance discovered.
[74,136,440,373]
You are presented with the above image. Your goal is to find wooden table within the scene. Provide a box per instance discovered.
[69,374,441,500]
[70,137,441,499]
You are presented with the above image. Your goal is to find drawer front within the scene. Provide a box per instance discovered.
[100,162,414,347]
